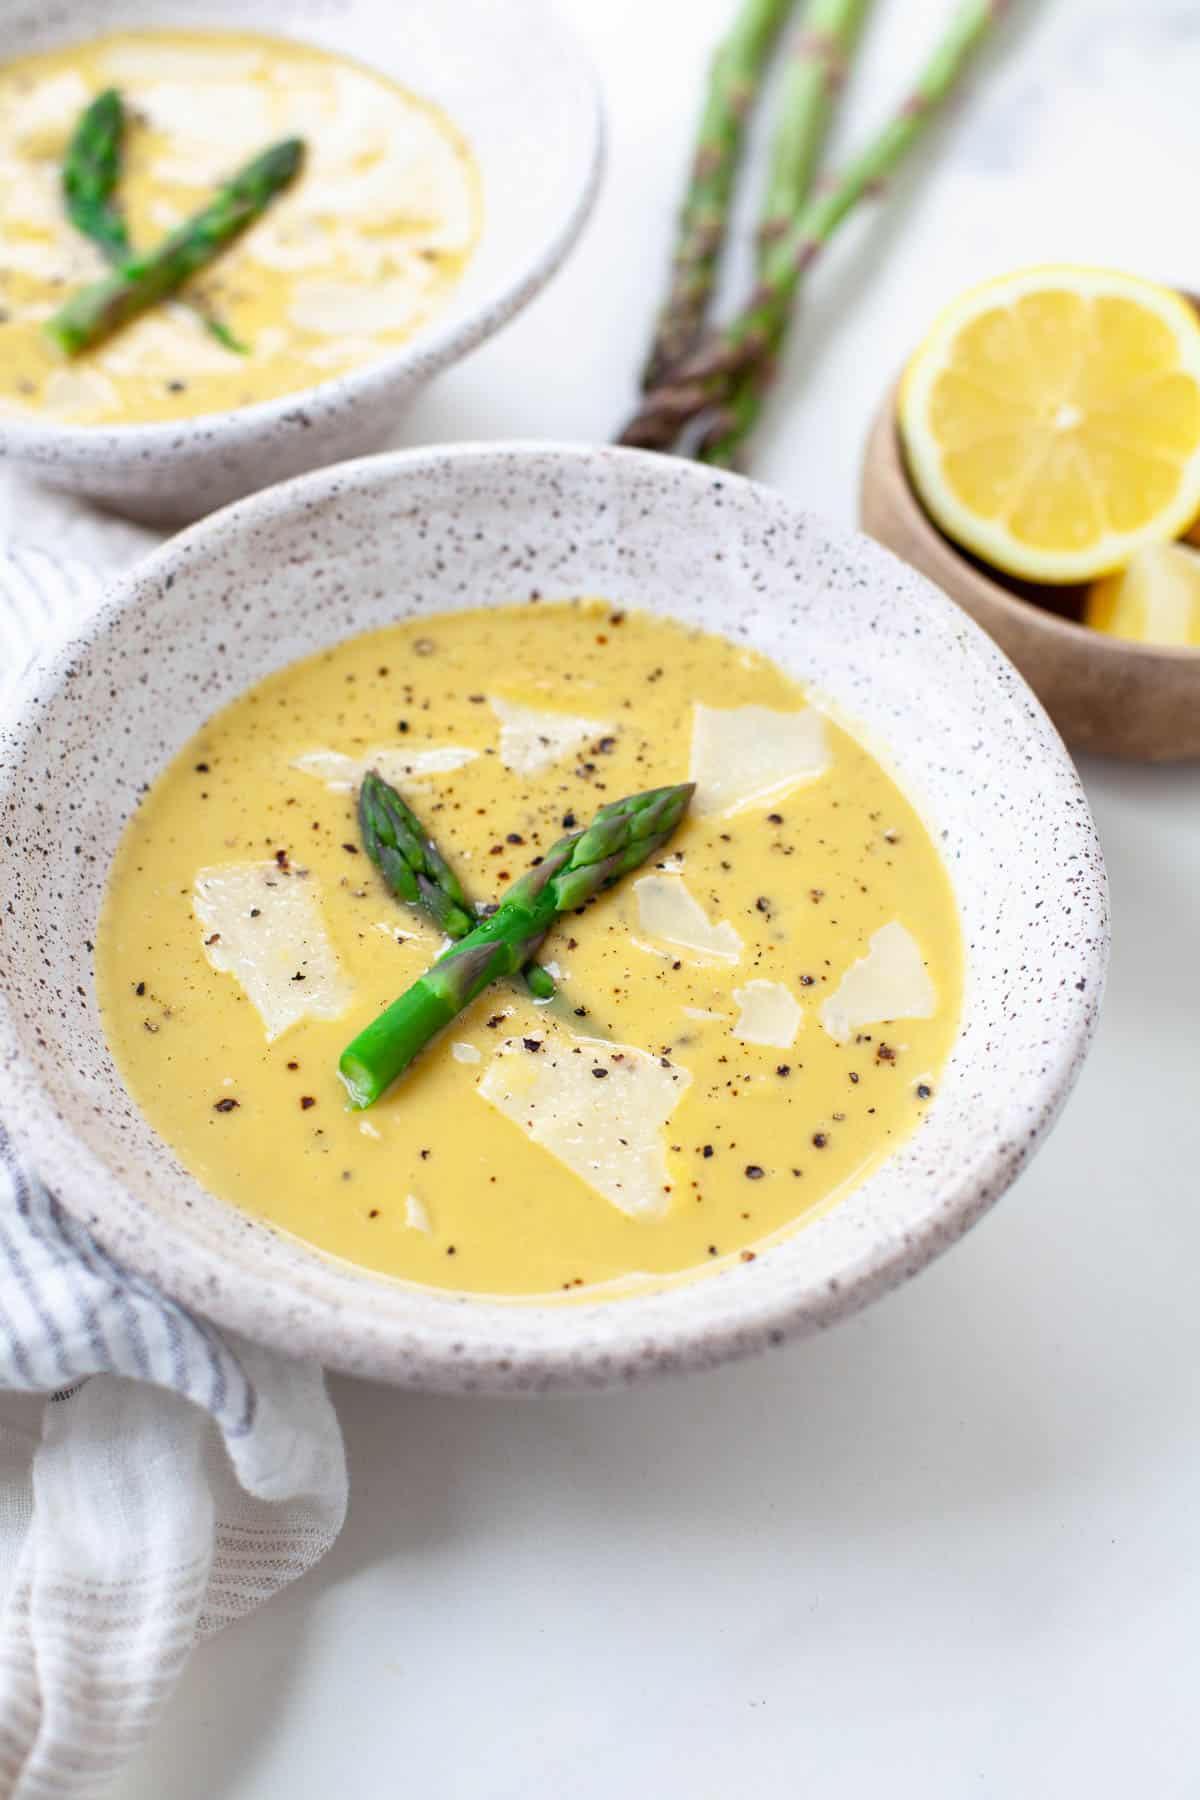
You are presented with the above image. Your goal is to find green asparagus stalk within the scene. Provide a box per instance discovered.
[61,88,249,354]
[641,0,795,391]
[358,771,556,998]
[620,0,1006,451]
[339,783,695,1108]
[359,771,475,938]
[46,137,304,357]
[699,0,872,466]
[62,88,131,264]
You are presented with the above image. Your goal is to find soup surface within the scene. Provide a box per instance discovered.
[0,30,481,424]
[97,602,962,1298]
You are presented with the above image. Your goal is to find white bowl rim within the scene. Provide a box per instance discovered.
[0,442,1111,1391]
[0,0,605,460]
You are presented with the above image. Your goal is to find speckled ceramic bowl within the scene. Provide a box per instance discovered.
[0,0,603,527]
[0,444,1110,1392]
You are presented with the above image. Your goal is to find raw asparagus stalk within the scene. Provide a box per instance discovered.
[46,137,304,356]
[358,770,555,998]
[621,0,1006,450]
[339,783,695,1108]
[61,88,249,354]
[641,0,795,391]
[707,0,1001,381]
[700,0,872,466]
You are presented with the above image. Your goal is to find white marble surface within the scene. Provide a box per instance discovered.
[12,0,1196,1792]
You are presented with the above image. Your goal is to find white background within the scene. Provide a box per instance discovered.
[113,1,1200,1794]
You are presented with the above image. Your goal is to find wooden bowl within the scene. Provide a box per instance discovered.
[860,383,1200,762]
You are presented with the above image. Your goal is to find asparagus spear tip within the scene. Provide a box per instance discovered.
[62,87,131,265]
[359,769,556,997]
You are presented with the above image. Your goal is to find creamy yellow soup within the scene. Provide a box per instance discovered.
[96,602,962,1299]
[0,30,481,423]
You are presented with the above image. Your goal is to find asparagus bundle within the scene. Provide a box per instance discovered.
[339,783,694,1108]
[61,88,248,354]
[642,0,794,390]
[700,0,872,466]
[358,771,555,999]
[47,137,304,356]
[621,0,1007,457]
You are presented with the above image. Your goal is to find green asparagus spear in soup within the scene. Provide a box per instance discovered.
[339,782,695,1109]
[359,771,475,939]
[46,137,304,356]
[61,88,250,354]
[358,771,557,997]
[62,88,131,263]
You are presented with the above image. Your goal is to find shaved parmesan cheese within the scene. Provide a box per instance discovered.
[405,1194,432,1233]
[248,216,340,275]
[140,81,273,175]
[42,368,120,421]
[732,980,803,1048]
[0,157,81,236]
[451,1041,481,1065]
[690,703,830,816]
[289,276,429,338]
[289,65,476,249]
[821,922,937,1043]
[9,71,91,153]
[682,1006,725,1021]
[98,311,254,377]
[488,697,613,778]
[634,874,742,964]
[0,237,96,283]
[359,1120,382,1141]
[478,1029,691,1221]
[291,744,477,790]
[193,863,353,1042]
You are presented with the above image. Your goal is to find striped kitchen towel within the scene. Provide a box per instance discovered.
[0,546,98,713]
[0,546,347,1799]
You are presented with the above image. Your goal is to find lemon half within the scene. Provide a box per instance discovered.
[1086,541,1200,648]
[900,266,1200,583]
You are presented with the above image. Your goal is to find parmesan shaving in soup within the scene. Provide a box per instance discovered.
[820,922,937,1044]
[478,1028,692,1222]
[689,703,830,816]
[731,980,803,1049]
[291,745,478,791]
[633,874,743,964]
[193,862,353,1041]
[488,697,615,778]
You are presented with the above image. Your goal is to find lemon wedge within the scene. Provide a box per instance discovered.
[900,266,1200,583]
[1086,541,1200,647]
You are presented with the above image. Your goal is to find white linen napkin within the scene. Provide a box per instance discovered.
[0,540,349,1798]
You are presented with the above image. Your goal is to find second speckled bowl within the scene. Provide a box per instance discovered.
[0,444,1109,1391]
[0,0,603,527]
